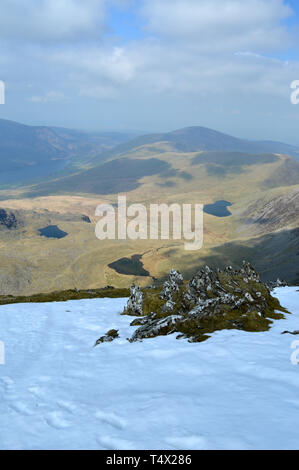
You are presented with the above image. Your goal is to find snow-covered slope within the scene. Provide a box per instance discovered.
[0,287,298,450]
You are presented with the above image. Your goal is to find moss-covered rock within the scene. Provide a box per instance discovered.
[123,262,288,343]
[94,329,119,346]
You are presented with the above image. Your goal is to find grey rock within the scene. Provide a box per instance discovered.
[240,260,261,282]
[94,329,119,346]
[124,284,144,316]
[267,278,288,290]
[160,269,183,302]
[129,315,183,342]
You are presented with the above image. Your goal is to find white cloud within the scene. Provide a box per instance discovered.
[43,38,299,107]
[28,91,67,103]
[0,0,107,42]
[3,0,297,103]
[52,46,136,83]
[1,0,299,141]
[44,45,138,100]
[142,0,293,52]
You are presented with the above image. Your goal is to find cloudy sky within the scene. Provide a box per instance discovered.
[1,0,299,143]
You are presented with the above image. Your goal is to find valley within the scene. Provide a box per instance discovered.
[0,122,298,295]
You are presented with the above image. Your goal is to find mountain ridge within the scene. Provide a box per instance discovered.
[0,118,136,186]
[88,125,299,165]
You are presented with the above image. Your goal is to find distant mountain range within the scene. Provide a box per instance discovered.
[87,125,299,164]
[0,119,136,185]
[0,120,299,188]
[18,129,297,198]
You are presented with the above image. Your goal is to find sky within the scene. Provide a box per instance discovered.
[0,0,299,144]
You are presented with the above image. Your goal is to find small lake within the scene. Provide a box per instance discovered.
[204,200,232,217]
[108,254,150,277]
[39,225,68,239]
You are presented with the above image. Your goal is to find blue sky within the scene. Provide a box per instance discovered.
[0,0,299,144]
[108,3,146,41]
[286,0,299,21]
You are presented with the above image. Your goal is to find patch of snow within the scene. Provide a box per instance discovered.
[0,288,298,450]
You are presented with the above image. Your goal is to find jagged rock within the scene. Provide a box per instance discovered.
[129,315,183,342]
[267,278,288,290]
[124,284,144,316]
[240,261,261,283]
[160,269,183,302]
[94,329,119,346]
[161,300,176,313]
[276,278,288,287]
[183,265,226,310]
[121,261,287,343]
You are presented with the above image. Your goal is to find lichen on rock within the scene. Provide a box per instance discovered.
[123,283,144,316]
[160,269,184,302]
[123,261,288,343]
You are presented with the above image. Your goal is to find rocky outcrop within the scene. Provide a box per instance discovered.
[94,329,119,346]
[267,278,288,290]
[125,261,287,343]
[0,209,19,229]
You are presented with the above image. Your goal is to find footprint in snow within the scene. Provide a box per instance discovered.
[28,386,46,398]
[97,436,134,450]
[46,411,72,429]
[57,400,77,414]
[95,410,126,430]
[0,376,15,392]
[9,401,33,416]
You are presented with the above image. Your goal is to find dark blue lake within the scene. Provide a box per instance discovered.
[39,225,68,239]
[108,254,150,276]
[204,200,232,217]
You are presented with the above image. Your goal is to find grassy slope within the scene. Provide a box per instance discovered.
[0,143,298,295]
[0,287,129,306]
